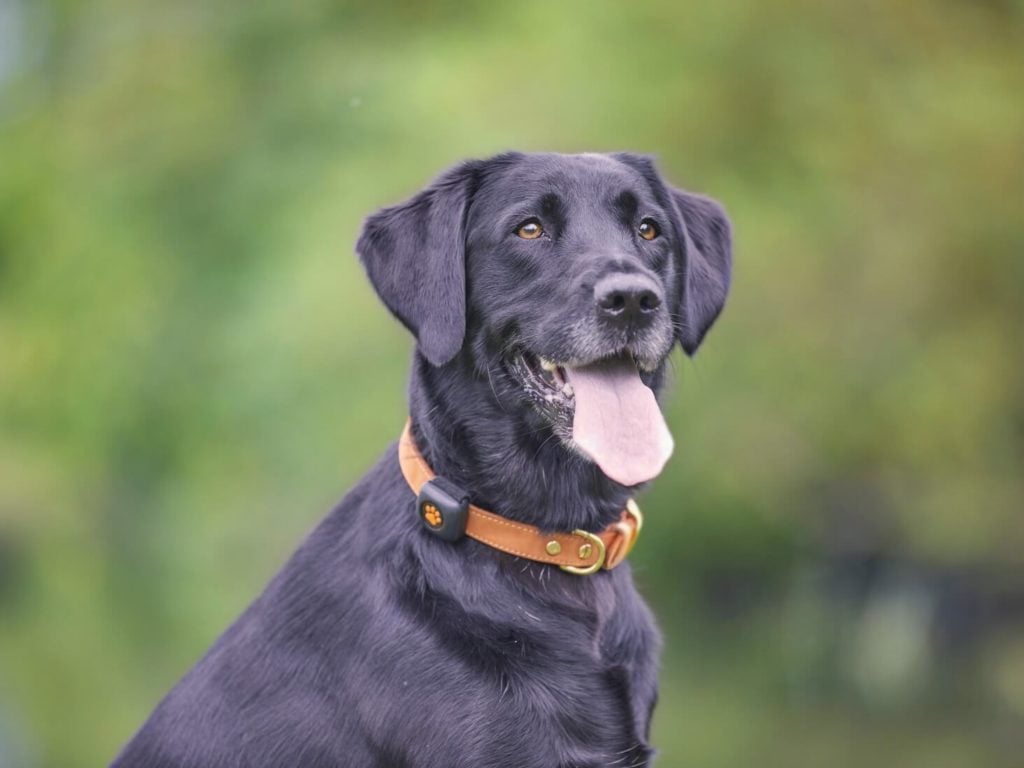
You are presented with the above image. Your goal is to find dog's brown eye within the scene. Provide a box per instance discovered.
[516,220,543,240]
[638,219,659,241]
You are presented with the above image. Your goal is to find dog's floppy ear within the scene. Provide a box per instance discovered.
[669,188,733,355]
[612,152,732,356]
[356,162,478,366]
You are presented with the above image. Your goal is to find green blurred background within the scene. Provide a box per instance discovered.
[1,1,1023,766]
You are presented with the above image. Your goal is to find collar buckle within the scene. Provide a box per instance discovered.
[559,530,607,575]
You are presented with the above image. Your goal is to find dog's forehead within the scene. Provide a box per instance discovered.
[479,153,651,209]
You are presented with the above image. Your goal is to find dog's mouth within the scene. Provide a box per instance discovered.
[511,351,575,414]
[508,351,674,487]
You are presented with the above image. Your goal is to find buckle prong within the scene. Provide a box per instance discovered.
[559,530,606,576]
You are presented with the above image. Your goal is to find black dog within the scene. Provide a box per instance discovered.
[113,152,731,767]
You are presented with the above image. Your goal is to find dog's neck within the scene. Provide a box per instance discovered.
[407,352,636,532]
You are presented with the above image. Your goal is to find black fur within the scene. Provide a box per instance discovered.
[113,152,732,767]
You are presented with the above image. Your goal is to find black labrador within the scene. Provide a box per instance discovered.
[113,152,732,767]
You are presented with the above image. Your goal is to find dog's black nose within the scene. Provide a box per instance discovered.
[595,274,663,327]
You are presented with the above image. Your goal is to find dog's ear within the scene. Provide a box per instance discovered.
[356,162,478,366]
[611,152,732,356]
[669,188,733,355]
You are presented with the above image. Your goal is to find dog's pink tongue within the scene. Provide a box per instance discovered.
[564,358,674,486]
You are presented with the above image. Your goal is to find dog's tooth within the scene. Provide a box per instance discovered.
[539,358,557,372]
[562,383,574,396]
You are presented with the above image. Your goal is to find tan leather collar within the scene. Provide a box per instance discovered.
[399,420,642,575]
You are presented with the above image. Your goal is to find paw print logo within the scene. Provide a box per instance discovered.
[422,503,443,528]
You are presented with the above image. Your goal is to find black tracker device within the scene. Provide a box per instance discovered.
[416,476,470,542]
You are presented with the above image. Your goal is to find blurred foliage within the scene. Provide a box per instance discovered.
[1,1,1023,766]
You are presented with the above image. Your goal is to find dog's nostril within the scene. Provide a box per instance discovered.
[601,293,627,314]
[638,290,660,313]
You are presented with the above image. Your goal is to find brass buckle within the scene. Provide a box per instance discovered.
[559,529,607,576]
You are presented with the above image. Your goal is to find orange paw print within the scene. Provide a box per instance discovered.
[422,503,442,528]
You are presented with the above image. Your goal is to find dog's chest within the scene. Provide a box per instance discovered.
[404,572,658,767]
[504,623,652,765]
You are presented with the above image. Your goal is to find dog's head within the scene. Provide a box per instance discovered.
[358,152,731,487]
